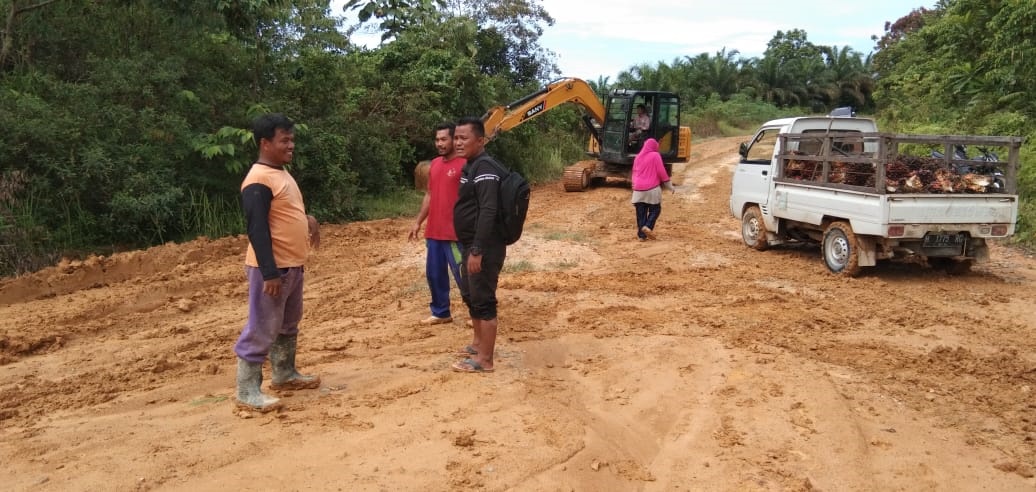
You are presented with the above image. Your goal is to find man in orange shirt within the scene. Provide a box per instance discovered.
[409,122,466,325]
[234,113,321,412]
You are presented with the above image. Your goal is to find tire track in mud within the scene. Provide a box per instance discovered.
[676,138,1036,481]
[515,137,1036,486]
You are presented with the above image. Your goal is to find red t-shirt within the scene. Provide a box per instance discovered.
[425,155,465,240]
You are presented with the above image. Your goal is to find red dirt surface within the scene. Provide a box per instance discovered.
[2,137,1035,490]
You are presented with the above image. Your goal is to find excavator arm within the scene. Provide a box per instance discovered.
[481,78,606,144]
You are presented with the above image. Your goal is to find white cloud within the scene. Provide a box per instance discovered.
[331,0,932,80]
[537,0,934,79]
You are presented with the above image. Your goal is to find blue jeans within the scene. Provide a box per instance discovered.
[426,239,462,318]
[234,266,304,363]
[635,202,661,238]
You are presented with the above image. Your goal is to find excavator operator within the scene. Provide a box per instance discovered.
[630,104,651,151]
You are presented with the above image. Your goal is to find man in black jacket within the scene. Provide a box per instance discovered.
[451,116,506,373]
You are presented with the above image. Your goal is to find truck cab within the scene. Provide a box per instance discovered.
[729,116,878,230]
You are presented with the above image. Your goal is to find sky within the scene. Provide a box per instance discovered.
[334,0,936,81]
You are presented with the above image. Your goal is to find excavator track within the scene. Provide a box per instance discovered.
[562,160,598,192]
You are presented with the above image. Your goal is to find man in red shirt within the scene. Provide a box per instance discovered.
[409,122,466,325]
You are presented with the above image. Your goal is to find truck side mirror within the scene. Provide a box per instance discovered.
[738,142,749,158]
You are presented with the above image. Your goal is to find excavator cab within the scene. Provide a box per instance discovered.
[598,90,683,165]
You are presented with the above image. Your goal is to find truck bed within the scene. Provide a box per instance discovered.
[773,180,1018,237]
[775,132,1023,195]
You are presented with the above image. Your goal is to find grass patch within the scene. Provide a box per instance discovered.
[0,186,57,276]
[504,259,536,273]
[396,280,427,299]
[358,188,424,220]
[180,190,244,239]
[547,261,578,270]
[718,121,753,137]
[543,230,589,242]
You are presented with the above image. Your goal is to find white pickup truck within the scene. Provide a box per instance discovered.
[729,116,1024,275]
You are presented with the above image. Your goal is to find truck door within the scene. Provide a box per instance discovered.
[730,127,780,218]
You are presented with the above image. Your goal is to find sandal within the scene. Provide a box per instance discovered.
[451,358,494,373]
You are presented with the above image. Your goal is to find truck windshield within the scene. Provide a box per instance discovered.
[745,129,779,163]
[801,129,866,156]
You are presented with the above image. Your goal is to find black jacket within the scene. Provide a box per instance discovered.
[453,152,504,249]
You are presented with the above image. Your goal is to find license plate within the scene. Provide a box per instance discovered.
[922,233,965,248]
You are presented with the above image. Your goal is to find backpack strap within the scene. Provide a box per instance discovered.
[476,154,509,179]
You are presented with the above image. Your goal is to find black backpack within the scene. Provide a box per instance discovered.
[487,160,530,245]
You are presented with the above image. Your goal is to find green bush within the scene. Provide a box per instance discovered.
[488,106,587,184]
[357,188,424,221]
[685,94,798,138]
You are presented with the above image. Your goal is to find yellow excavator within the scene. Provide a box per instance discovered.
[481,77,692,191]
[415,77,692,192]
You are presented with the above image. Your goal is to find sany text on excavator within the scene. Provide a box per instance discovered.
[415,78,692,192]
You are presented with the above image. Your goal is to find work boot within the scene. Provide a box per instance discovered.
[269,334,321,390]
[235,358,282,413]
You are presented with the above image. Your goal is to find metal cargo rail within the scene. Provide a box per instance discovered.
[775,132,1024,195]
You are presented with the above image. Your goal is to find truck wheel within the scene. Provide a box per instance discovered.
[741,206,769,251]
[822,221,861,276]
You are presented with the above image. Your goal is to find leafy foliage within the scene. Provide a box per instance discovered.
[872,0,1036,244]
[344,0,446,40]
[873,2,1034,129]
[610,31,876,115]
[2,0,1036,276]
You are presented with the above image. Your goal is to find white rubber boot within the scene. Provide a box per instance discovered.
[235,358,282,412]
[269,335,321,390]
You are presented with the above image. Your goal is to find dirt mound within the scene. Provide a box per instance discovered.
[0,235,246,305]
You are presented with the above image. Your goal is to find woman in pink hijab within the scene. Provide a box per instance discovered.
[630,138,674,240]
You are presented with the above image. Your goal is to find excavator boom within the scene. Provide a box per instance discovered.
[481,78,606,142]
[413,76,691,193]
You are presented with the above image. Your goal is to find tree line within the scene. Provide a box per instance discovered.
[0,0,1033,276]
[590,32,875,117]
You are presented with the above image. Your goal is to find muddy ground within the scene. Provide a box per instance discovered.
[1,136,1035,491]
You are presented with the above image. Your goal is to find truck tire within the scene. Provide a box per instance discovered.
[822,221,861,276]
[741,206,769,251]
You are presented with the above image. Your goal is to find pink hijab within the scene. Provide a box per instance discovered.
[631,138,669,191]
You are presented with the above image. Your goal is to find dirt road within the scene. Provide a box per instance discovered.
[2,137,1035,491]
